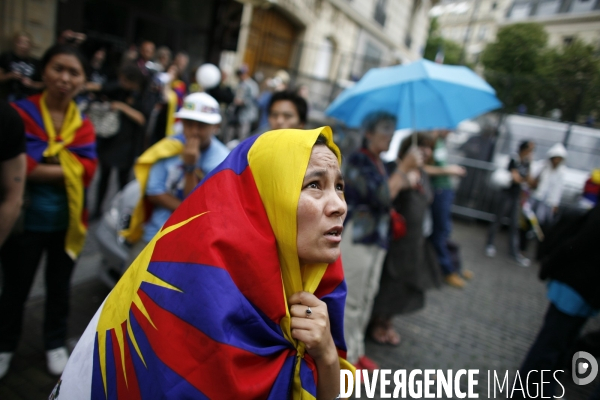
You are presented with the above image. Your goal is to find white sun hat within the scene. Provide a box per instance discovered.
[175,92,222,125]
[546,143,567,159]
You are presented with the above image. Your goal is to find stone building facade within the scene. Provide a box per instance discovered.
[235,0,433,78]
[432,0,600,65]
[232,0,434,112]
[430,0,514,64]
[503,0,600,48]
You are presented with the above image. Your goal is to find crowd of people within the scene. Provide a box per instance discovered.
[340,118,600,397]
[0,30,313,381]
[0,29,598,399]
[340,115,477,373]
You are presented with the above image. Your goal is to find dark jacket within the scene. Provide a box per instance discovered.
[539,204,600,308]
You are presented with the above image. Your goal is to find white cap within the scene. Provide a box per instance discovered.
[547,143,567,159]
[175,92,222,125]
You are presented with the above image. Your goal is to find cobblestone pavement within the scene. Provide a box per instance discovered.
[0,219,598,399]
[362,219,600,400]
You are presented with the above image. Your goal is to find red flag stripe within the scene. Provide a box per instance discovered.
[132,289,292,399]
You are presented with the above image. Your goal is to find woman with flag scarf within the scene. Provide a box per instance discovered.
[54,127,353,399]
[0,44,97,379]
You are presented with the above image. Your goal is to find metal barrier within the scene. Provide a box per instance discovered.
[448,155,499,222]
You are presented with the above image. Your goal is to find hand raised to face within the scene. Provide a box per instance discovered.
[182,136,201,166]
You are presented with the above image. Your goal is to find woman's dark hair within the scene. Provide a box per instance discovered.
[40,44,90,78]
[119,63,148,90]
[361,111,397,148]
[314,133,340,159]
[518,140,533,153]
[362,111,397,133]
[398,131,435,159]
[268,90,308,124]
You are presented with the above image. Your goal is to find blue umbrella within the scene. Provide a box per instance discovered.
[325,58,502,130]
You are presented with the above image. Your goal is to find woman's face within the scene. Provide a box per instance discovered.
[366,119,395,154]
[14,35,32,57]
[520,143,535,161]
[43,54,86,101]
[419,144,433,163]
[297,145,347,266]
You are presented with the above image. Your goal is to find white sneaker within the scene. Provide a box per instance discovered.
[46,347,69,376]
[0,352,13,379]
[515,254,531,267]
[485,245,496,258]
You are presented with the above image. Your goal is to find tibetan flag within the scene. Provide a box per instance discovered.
[12,92,97,259]
[56,127,353,399]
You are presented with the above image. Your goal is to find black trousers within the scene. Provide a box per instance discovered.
[0,230,75,351]
[487,189,521,257]
[94,162,131,216]
[519,303,588,398]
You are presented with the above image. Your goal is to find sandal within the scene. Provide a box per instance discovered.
[370,323,389,345]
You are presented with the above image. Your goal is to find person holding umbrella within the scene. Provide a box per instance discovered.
[370,132,443,348]
[342,111,420,368]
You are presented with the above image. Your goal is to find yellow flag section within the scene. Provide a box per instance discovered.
[39,92,87,259]
[248,127,354,399]
[121,136,184,243]
[165,89,178,136]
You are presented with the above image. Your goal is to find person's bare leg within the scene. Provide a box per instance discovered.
[369,316,388,344]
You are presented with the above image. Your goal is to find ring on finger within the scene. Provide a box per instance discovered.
[305,306,312,317]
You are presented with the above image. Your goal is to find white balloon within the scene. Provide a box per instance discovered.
[196,64,221,89]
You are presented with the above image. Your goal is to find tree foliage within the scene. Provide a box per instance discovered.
[424,18,463,66]
[482,23,600,122]
[538,40,600,121]
[482,23,548,75]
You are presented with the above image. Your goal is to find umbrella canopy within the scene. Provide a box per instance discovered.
[325,58,502,130]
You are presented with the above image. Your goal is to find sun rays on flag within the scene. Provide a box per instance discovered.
[95,213,208,395]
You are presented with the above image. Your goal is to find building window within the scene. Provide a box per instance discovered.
[313,38,334,79]
[374,0,388,26]
[563,36,574,46]
[508,1,533,19]
[570,0,595,13]
[478,25,487,41]
[362,40,382,76]
[536,0,560,16]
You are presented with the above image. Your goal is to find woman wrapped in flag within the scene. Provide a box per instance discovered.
[0,44,97,379]
[54,126,354,399]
